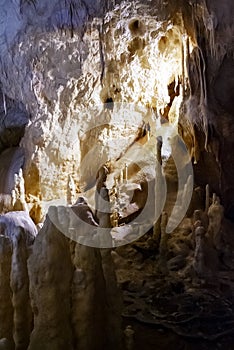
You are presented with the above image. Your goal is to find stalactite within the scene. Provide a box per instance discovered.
[189,44,208,151]
[205,183,209,214]
[98,21,106,86]
[181,35,185,99]
[2,91,7,116]
[69,1,75,38]
[200,1,218,60]
[196,46,207,106]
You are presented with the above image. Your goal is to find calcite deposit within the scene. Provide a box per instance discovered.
[0,0,234,349]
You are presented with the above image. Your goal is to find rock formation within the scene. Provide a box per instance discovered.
[28,217,73,350]
[0,212,37,349]
[0,0,234,349]
[28,210,122,350]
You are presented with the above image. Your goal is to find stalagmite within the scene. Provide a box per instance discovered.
[154,135,164,242]
[193,225,206,278]
[160,212,169,251]
[28,195,43,225]
[205,183,210,214]
[71,243,107,350]
[207,194,224,250]
[100,248,123,349]
[28,216,73,350]
[119,170,124,184]
[111,178,119,202]
[67,175,76,205]
[153,217,161,246]
[95,165,112,246]
[10,227,32,350]
[70,197,98,244]
[156,136,163,165]
[124,325,134,350]
[193,209,208,231]
[123,163,128,182]
[111,210,119,227]
[159,212,169,272]
[0,338,12,350]
[0,211,37,350]
[0,236,14,348]
[13,169,28,212]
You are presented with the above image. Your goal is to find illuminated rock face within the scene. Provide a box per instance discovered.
[0,0,191,212]
[0,0,232,217]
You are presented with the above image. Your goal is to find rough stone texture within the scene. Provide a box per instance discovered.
[0,0,233,349]
[71,244,123,350]
[0,211,37,350]
[71,243,107,350]
[28,217,73,350]
[0,0,232,220]
[0,147,24,194]
[0,1,233,214]
[100,248,123,349]
[0,0,190,212]
[0,89,29,154]
[10,227,32,350]
[27,210,123,350]
[179,0,234,219]
[0,235,14,348]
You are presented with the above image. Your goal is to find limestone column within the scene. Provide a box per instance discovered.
[28,217,73,350]
[0,235,14,348]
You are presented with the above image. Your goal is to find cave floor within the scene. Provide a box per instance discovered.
[122,318,234,350]
[114,240,234,349]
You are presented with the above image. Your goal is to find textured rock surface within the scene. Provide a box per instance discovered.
[0,0,233,349]
[0,90,29,154]
[27,210,122,350]
[28,217,73,350]
[0,235,14,348]
[0,148,24,194]
[0,211,37,349]
[0,208,123,349]
[0,0,190,211]
[71,244,122,350]
[0,0,232,218]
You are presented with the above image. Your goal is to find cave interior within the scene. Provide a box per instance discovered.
[0,0,234,349]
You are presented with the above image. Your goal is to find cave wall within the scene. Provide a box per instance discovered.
[0,0,233,349]
[0,1,233,219]
[0,0,191,214]
[180,0,234,219]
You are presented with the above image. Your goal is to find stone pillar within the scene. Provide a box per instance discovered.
[28,217,73,350]
[10,228,33,350]
[207,194,224,250]
[0,235,14,348]
[193,225,206,278]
